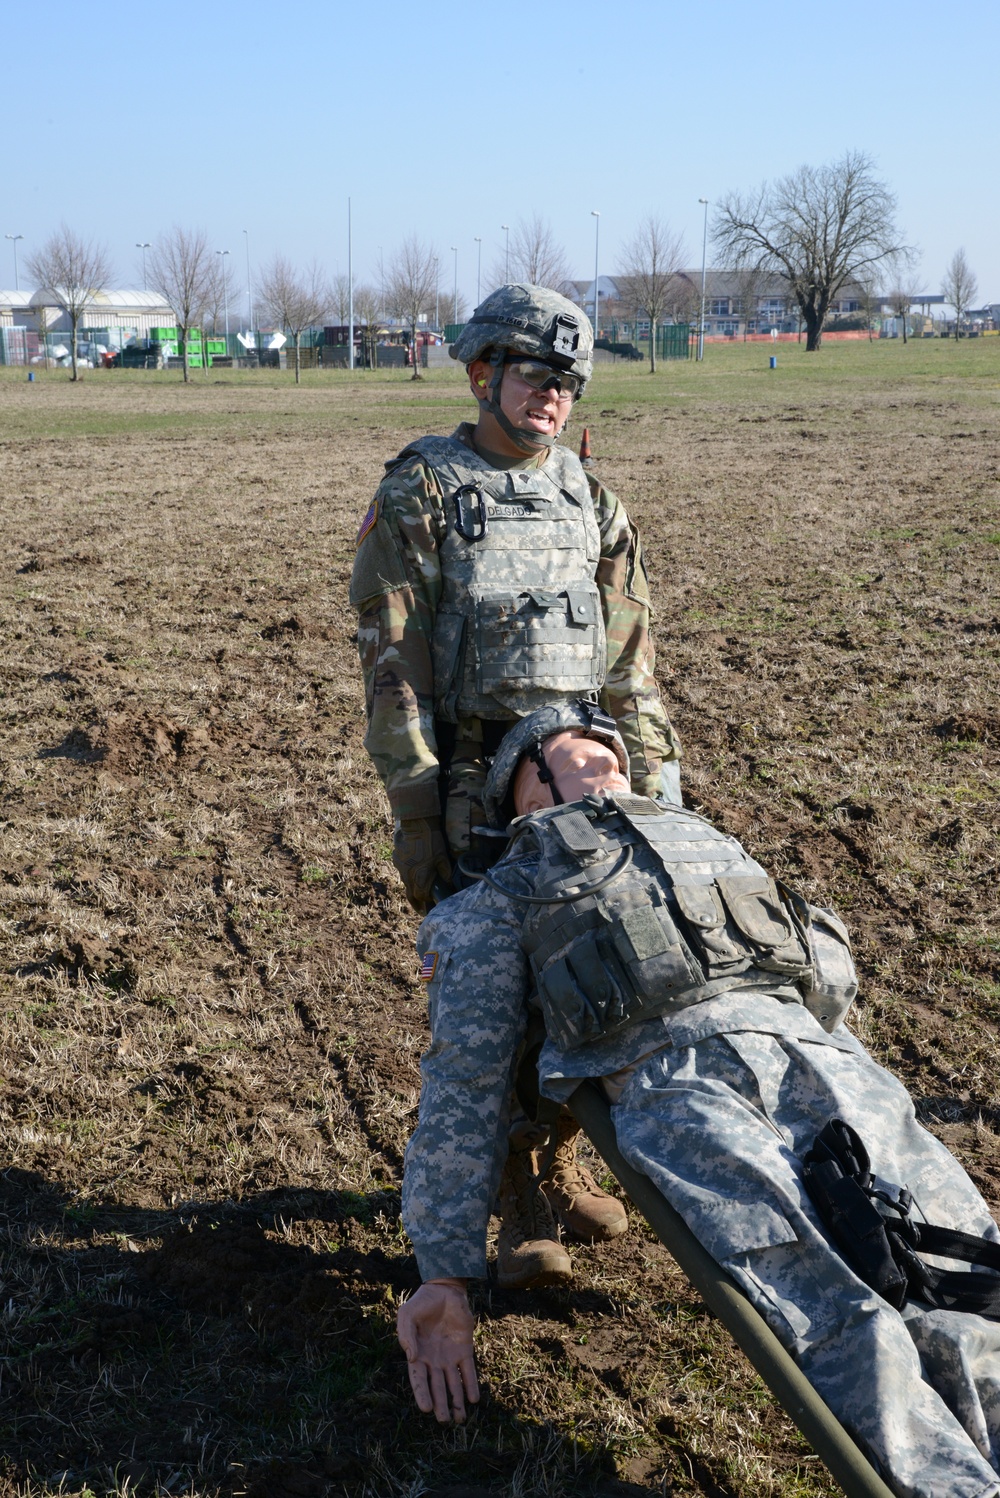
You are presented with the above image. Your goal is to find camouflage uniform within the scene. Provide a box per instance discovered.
[349,422,679,850]
[403,796,1000,1498]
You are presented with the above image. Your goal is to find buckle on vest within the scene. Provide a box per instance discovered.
[452,483,489,543]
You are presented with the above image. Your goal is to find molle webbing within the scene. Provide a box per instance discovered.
[398,435,606,721]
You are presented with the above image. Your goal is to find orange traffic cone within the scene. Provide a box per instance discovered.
[579,427,593,466]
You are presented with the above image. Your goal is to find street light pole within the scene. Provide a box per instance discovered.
[135,241,150,292]
[348,196,354,371]
[502,223,509,281]
[6,234,24,291]
[474,237,482,303]
[216,250,230,340]
[697,198,709,362]
[451,246,458,330]
[591,211,600,337]
[242,228,253,335]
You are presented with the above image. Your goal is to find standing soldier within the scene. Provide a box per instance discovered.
[350,283,682,1287]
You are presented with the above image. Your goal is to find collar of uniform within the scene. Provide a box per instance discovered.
[454,421,550,473]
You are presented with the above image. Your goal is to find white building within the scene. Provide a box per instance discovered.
[15,288,175,337]
[0,290,33,327]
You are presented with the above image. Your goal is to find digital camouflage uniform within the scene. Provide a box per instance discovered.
[403,793,1000,1498]
[349,422,680,852]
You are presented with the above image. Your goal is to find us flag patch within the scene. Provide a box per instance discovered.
[355,498,379,546]
[419,950,439,982]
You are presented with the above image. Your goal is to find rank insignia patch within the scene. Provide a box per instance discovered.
[419,950,439,982]
[355,498,379,546]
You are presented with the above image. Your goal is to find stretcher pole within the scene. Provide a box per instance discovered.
[568,1081,896,1498]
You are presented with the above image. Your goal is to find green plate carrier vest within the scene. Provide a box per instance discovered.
[392,435,605,722]
[511,796,857,1051]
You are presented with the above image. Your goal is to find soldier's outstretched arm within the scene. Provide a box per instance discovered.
[403,877,531,1280]
[397,1279,479,1423]
[589,476,681,798]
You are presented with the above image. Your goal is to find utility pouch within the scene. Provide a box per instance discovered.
[803,1118,1000,1318]
[672,881,747,969]
[800,902,858,1032]
[717,875,812,977]
[670,875,811,982]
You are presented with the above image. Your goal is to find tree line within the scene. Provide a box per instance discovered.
[23,155,984,383]
[23,229,471,383]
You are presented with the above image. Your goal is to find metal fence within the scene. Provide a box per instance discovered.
[1,327,460,371]
[0,327,28,365]
[444,322,691,361]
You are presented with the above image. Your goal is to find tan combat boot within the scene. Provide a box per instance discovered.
[496,1145,573,1290]
[540,1113,628,1241]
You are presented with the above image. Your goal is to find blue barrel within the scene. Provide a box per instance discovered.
[769,355,777,369]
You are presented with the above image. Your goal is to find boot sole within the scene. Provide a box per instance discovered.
[496,1264,574,1291]
[558,1215,629,1243]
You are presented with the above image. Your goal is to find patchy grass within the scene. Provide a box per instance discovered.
[0,346,997,1496]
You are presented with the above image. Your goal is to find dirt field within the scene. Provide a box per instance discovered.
[0,344,997,1498]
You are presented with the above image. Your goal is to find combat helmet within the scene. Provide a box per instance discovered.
[483,700,629,830]
[450,283,594,454]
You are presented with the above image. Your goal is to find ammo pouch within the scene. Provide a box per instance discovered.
[803,1119,1000,1318]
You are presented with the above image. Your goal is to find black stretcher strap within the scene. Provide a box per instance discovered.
[803,1119,1000,1319]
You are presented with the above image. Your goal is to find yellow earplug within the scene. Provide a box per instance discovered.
[477,378,487,386]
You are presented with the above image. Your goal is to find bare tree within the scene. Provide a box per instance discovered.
[662,271,701,328]
[204,254,241,338]
[713,151,904,351]
[148,228,213,382]
[616,217,686,372]
[26,225,113,382]
[437,287,467,329]
[853,267,882,343]
[256,256,329,384]
[331,273,351,327]
[34,302,53,371]
[488,214,572,291]
[353,283,382,368]
[729,257,768,341]
[941,248,978,341]
[884,252,922,345]
[387,236,437,380]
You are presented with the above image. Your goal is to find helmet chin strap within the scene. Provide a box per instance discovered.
[485,350,566,453]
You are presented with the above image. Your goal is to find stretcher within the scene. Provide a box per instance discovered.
[568,1080,896,1498]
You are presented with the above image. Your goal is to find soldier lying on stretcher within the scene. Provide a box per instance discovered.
[397,701,1000,1498]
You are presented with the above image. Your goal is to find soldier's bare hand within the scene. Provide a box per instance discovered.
[397,1280,479,1423]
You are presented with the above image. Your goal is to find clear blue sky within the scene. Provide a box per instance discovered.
[6,0,998,312]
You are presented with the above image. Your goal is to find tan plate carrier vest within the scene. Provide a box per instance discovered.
[392,436,606,721]
[509,795,858,1052]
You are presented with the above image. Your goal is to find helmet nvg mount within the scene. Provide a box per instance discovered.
[450,283,594,454]
[483,699,629,829]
